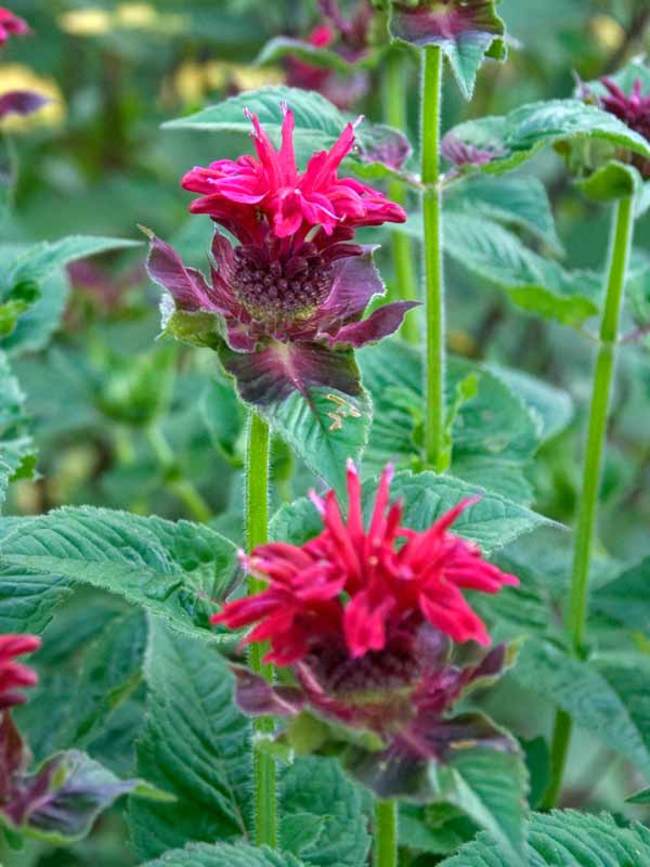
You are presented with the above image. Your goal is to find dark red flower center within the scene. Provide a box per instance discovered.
[232,244,333,322]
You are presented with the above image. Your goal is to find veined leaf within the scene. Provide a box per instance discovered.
[439,809,650,866]
[127,619,253,859]
[444,98,650,176]
[141,843,306,867]
[0,508,239,638]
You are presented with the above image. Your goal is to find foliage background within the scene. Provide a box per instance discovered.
[1,1,649,865]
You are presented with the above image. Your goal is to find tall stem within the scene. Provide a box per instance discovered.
[543,195,635,809]
[245,411,277,847]
[374,800,398,867]
[420,45,447,472]
[382,48,419,344]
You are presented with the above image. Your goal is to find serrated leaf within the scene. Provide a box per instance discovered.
[0,351,35,510]
[127,618,252,860]
[0,508,239,638]
[396,212,601,326]
[439,809,650,866]
[359,340,541,502]
[162,85,409,173]
[265,386,372,495]
[141,842,306,867]
[5,235,140,286]
[447,175,562,253]
[280,757,370,867]
[445,99,650,176]
[434,745,528,867]
[389,0,506,100]
[513,639,650,777]
[272,468,552,556]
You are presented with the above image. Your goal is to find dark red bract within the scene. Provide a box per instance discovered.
[213,462,518,666]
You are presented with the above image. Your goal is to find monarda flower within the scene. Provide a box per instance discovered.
[0,7,28,46]
[145,105,414,407]
[284,0,373,110]
[213,463,520,800]
[584,76,650,178]
[0,634,40,710]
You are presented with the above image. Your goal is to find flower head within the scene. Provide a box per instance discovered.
[582,75,650,178]
[0,634,40,710]
[146,106,414,406]
[0,7,29,46]
[182,104,405,244]
[213,462,518,666]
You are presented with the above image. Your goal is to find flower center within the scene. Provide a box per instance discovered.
[232,244,333,322]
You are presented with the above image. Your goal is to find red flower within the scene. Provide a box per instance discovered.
[0,7,29,45]
[213,462,518,665]
[599,77,650,142]
[182,105,405,245]
[146,105,414,407]
[0,635,40,710]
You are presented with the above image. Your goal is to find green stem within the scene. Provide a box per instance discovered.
[373,800,398,867]
[245,411,277,848]
[147,426,212,523]
[420,45,447,472]
[382,48,419,344]
[543,195,635,809]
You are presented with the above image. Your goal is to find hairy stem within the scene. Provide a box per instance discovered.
[421,45,447,472]
[374,800,398,867]
[382,47,419,344]
[543,195,635,809]
[246,411,277,847]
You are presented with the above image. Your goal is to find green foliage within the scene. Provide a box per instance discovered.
[0,351,36,509]
[141,843,306,867]
[0,509,239,637]
[439,809,650,866]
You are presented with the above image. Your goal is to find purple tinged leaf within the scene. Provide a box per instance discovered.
[319,247,385,322]
[359,125,412,171]
[441,131,505,167]
[142,229,218,313]
[0,713,28,803]
[330,300,420,348]
[0,91,50,120]
[232,665,305,717]
[219,340,361,406]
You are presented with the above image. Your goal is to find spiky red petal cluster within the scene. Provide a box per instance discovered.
[0,635,40,710]
[600,77,650,142]
[182,106,405,250]
[213,463,518,665]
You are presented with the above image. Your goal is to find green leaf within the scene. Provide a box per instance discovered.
[162,85,409,173]
[485,364,574,441]
[141,843,306,867]
[0,351,36,510]
[439,809,650,866]
[447,175,562,253]
[0,508,239,639]
[445,98,650,176]
[388,0,506,100]
[433,745,528,867]
[265,385,372,495]
[200,375,245,466]
[280,757,370,867]
[256,37,357,75]
[576,160,642,203]
[359,340,542,502]
[127,618,252,860]
[1,236,139,357]
[626,786,650,804]
[272,468,552,556]
[593,556,650,638]
[513,639,650,777]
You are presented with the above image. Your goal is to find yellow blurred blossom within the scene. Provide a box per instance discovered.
[166,59,282,108]
[59,4,184,37]
[0,64,64,132]
[59,8,112,36]
[590,15,625,52]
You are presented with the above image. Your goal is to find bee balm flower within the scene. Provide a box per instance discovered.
[0,634,40,710]
[0,7,29,45]
[145,105,415,406]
